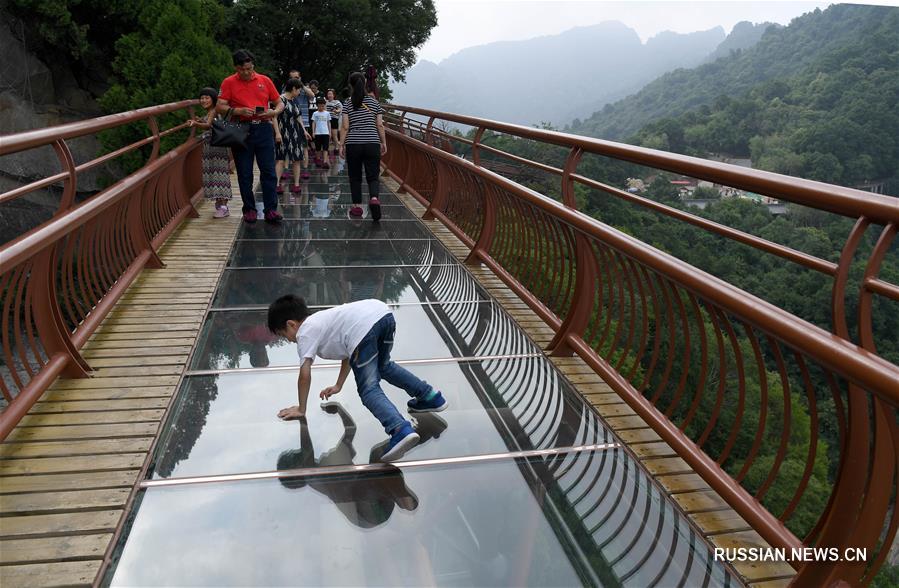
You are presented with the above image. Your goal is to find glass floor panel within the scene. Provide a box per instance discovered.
[213,265,492,308]
[279,190,402,206]
[279,202,417,220]
[228,238,457,268]
[153,357,607,479]
[192,302,540,370]
[110,454,734,587]
[237,219,431,240]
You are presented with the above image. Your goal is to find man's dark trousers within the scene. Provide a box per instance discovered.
[232,123,278,213]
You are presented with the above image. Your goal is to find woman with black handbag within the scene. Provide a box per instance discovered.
[188,88,233,218]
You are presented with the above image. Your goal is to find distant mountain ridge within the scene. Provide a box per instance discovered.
[391,21,727,126]
[568,4,897,141]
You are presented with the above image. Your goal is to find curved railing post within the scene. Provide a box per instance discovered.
[424,116,435,146]
[464,179,495,266]
[396,141,414,194]
[471,126,486,167]
[561,146,583,208]
[423,157,448,221]
[51,139,78,214]
[147,115,161,162]
[548,233,597,356]
[31,245,91,378]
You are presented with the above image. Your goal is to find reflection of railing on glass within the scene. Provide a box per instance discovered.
[399,261,729,585]
[381,105,899,587]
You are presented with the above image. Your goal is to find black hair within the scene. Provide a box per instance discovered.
[198,87,218,107]
[348,72,366,110]
[232,49,255,66]
[267,294,310,333]
[309,80,319,86]
[315,97,326,104]
[284,78,302,92]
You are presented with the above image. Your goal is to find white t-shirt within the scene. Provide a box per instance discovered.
[312,110,331,135]
[296,299,390,362]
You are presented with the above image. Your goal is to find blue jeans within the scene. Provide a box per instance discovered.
[232,123,278,213]
[351,314,433,435]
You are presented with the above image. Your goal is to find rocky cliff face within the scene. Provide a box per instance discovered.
[0,15,115,246]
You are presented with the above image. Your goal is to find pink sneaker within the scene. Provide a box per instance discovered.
[290,185,301,193]
[369,197,381,221]
[264,210,283,223]
[243,210,257,223]
[276,185,284,194]
[301,171,311,180]
[349,206,364,217]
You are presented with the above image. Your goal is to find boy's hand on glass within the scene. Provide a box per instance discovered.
[278,405,304,420]
[319,385,341,400]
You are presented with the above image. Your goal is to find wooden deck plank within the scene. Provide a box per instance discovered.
[30,398,169,413]
[39,388,173,402]
[0,560,102,587]
[49,376,179,389]
[85,355,188,368]
[0,510,121,538]
[0,533,112,565]
[0,453,146,476]
[0,438,153,458]
[82,346,194,358]
[17,410,165,427]
[88,366,183,377]
[0,489,130,515]
[0,470,140,494]
[690,510,752,535]
[84,337,196,348]
[5,423,159,443]
[672,490,730,513]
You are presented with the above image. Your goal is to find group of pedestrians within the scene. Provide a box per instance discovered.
[190,49,388,223]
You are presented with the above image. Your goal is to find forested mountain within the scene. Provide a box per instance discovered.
[391,21,726,126]
[570,4,899,146]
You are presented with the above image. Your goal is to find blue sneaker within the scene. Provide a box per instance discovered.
[407,390,447,413]
[380,422,420,462]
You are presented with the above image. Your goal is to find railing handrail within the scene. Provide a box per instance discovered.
[0,143,195,272]
[387,104,899,224]
[386,127,899,406]
[0,100,197,156]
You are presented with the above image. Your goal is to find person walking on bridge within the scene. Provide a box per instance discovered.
[340,71,387,221]
[217,49,284,224]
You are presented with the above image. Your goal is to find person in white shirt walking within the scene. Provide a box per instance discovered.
[311,97,332,168]
[267,295,448,462]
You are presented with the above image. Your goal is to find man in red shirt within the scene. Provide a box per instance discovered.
[217,49,284,224]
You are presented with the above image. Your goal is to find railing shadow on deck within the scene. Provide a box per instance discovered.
[381,104,899,587]
[0,100,204,438]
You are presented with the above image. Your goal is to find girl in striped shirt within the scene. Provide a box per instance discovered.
[339,72,386,221]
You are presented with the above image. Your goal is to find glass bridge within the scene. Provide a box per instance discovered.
[104,163,737,587]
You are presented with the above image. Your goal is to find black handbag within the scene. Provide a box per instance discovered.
[210,109,248,149]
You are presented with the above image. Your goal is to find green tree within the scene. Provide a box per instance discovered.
[98,0,232,169]
[219,0,437,94]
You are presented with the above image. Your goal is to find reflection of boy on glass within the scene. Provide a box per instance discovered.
[268,295,447,462]
[277,403,420,528]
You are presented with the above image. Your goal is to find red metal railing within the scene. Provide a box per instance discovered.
[0,100,203,439]
[382,105,899,586]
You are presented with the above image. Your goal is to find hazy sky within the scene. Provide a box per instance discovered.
[415,1,887,63]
